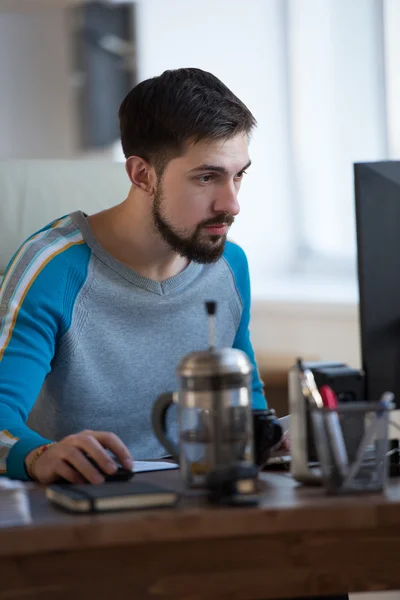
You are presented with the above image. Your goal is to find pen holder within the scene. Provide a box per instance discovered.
[310,401,393,495]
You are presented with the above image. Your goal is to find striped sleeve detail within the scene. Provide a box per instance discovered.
[0,220,84,361]
[0,215,71,297]
[0,431,19,474]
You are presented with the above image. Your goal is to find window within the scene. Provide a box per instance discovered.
[127,0,399,302]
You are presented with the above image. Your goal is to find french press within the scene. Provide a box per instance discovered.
[152,301,256,488]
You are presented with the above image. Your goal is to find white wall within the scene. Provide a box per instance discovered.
[0,10,77,158]
[251,300,361,370]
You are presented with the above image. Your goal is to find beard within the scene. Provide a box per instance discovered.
[151,185,234,264]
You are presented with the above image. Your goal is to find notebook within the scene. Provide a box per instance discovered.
[46,480,179,513]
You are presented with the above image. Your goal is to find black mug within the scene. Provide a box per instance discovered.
[252,409,283,466]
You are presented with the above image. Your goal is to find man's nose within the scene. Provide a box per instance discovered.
[213,182,240,217]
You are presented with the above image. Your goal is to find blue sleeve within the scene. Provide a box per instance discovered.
[0,243,89,480]
[223,242,267,410]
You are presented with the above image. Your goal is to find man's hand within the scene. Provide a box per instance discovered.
[269,430,291,458]
[25,430,133,484]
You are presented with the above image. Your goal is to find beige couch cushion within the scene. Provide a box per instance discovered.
[0,160,130,275]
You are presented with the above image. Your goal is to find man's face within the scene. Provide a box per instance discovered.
[152,133,250,263]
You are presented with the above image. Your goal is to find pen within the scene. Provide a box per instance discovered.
[320,385,349,478]
[296,358,323,408]
[296,358,332,472]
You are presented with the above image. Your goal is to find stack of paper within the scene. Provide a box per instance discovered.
[0,478,31,527]
[132,461,179,473]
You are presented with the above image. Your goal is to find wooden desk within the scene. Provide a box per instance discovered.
[2,469,400,600]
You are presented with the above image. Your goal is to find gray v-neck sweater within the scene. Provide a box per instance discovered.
[0,211,266,479]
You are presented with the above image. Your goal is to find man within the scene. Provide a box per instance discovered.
[0,67,273,484]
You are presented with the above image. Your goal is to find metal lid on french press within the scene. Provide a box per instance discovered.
[178,301,253,378]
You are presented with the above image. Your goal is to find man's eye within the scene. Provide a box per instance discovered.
[235,170,247,180]
[198,174,214,183]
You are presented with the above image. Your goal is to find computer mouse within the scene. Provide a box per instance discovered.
[85,453,134,482]
[104,465,134,482]
[57,453,134,484]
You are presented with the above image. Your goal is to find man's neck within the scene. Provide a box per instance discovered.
[87,199,189,282]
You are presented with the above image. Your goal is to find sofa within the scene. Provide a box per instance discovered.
[0,159,130,283]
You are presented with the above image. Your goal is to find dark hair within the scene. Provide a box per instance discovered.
[118,67,256,175]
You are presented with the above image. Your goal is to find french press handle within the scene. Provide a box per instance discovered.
[151,392,180,463]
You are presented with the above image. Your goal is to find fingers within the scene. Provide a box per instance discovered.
[64,447,105,484]
[32,430,134,484]
[281,432,291,452]
[77,435,119,476]
[90,431,133,470]
[56,461,87,485]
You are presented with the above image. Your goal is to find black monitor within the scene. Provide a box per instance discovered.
[355,161,400,405]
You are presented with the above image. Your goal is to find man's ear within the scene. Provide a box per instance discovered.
[125,156,157,195]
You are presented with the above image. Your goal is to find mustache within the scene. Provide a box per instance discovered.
[199,214,235,228]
